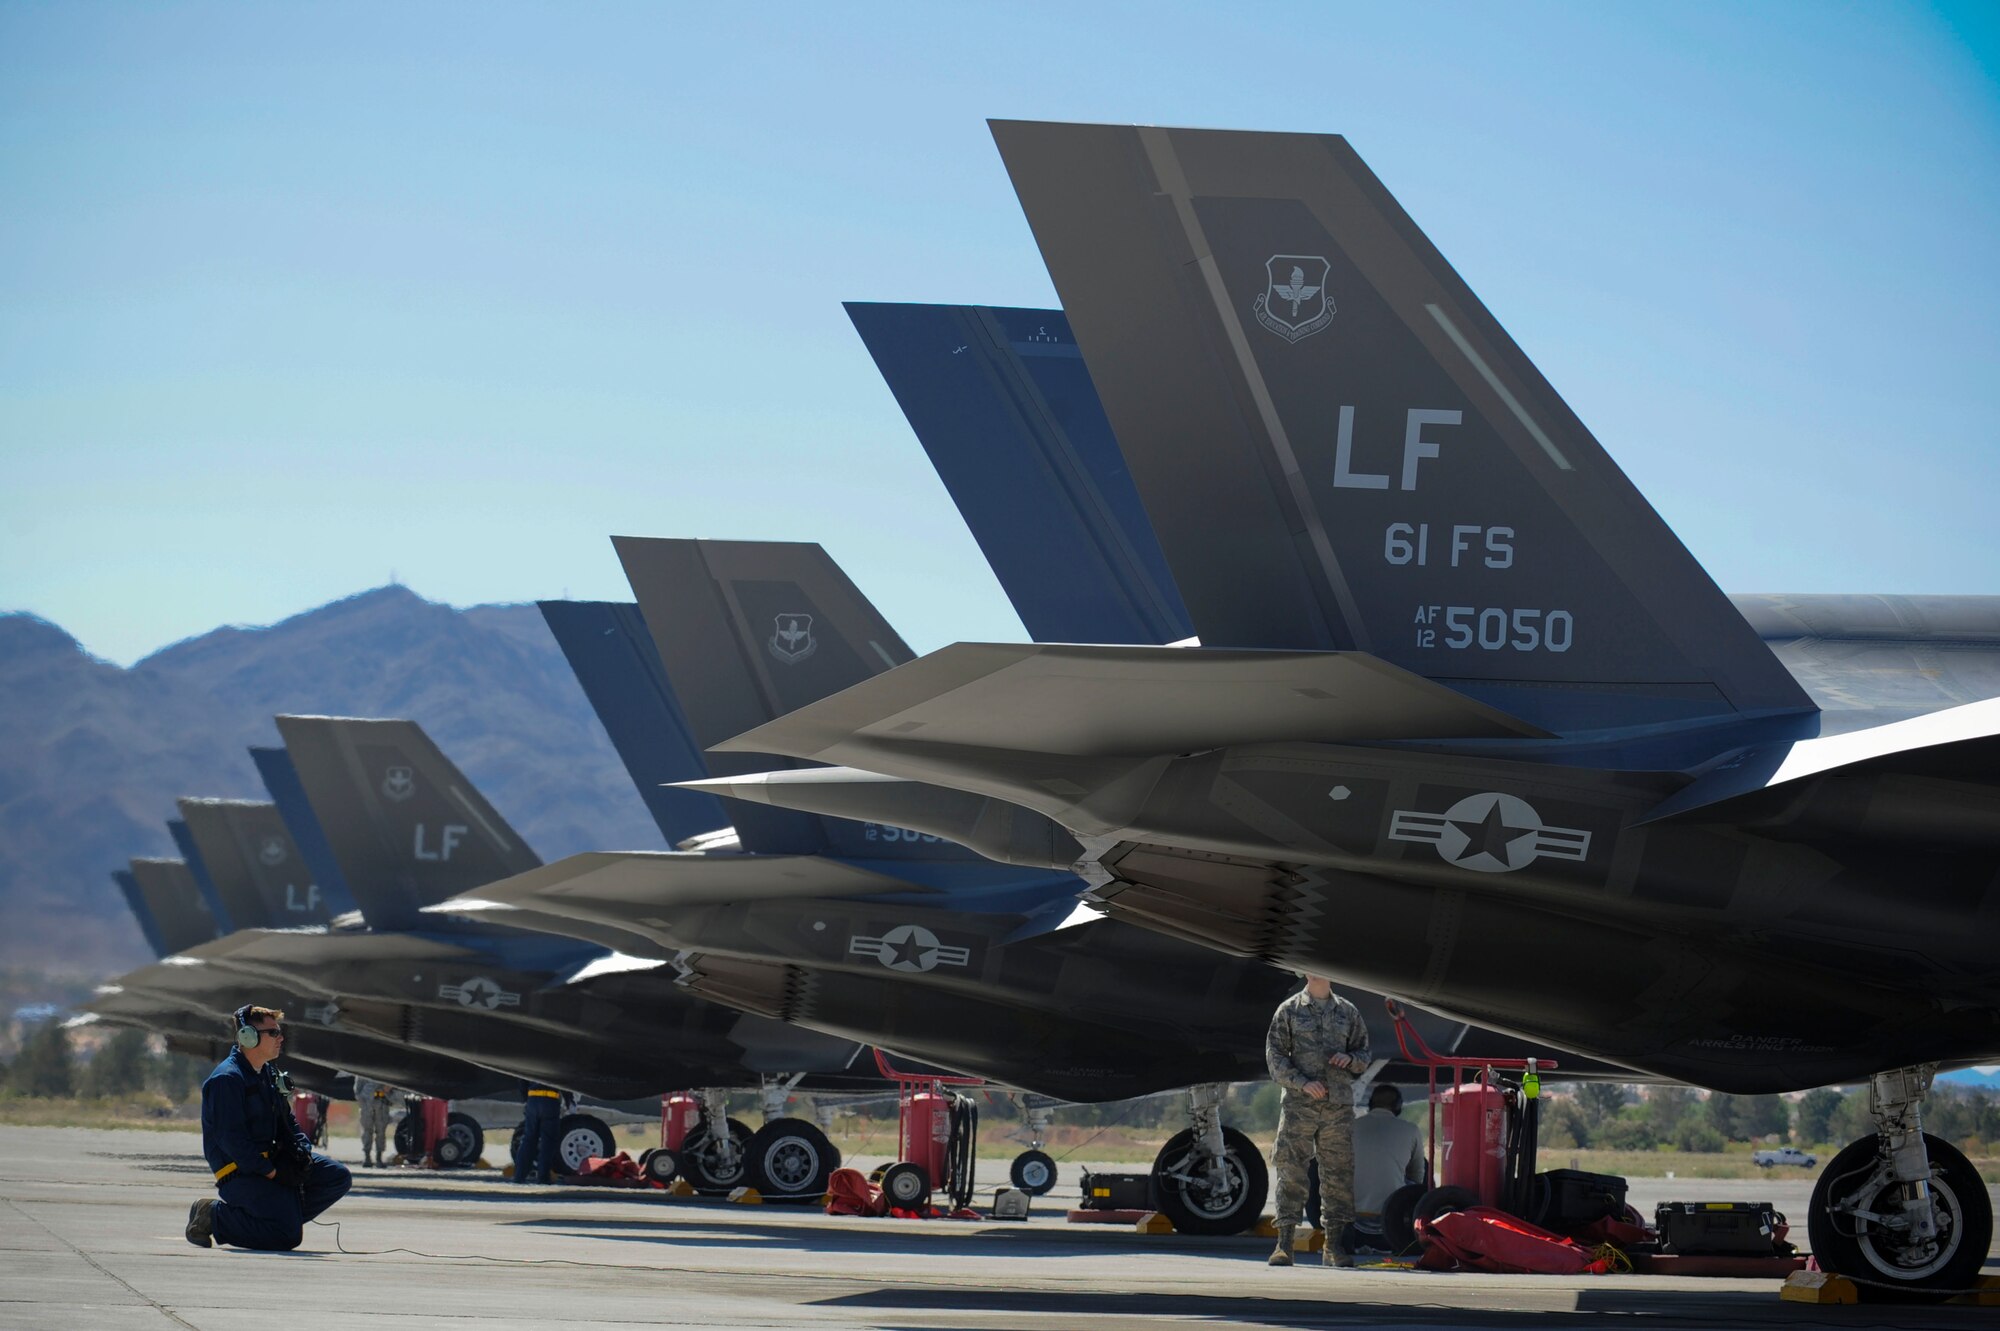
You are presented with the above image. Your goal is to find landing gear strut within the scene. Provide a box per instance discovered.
[1149,1082,1267,1235]
[678,1088,753,1194]
[1808,1064,1993,1301]
[1009,1095,1059,1197]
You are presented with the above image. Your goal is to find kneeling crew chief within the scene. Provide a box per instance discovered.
[186,1005,351,1250]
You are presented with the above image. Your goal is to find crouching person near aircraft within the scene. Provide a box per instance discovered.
[1266,974,1370,1268]
[1349,1083,1426,1253]
[186,1006,352,1250]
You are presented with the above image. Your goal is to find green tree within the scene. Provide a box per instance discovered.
[1244,1083,1283,1134]
[11,1020,75,1098]
[1795,1088,1844,1145]
[151,1048,205,1103]
[1539,1096,1590,1151]
[1829,1087,1876,1144]
[1676,1119,1726,1153]
[1575,1082,1631,1131]
[80,1029,152,1098]
[1595,1115,1658,1151]
[1740,1094,1791,1141]
[1644,1084,1696,1140]
[1705,1092,1744,1141]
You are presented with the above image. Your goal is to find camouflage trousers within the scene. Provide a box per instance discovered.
[1272,1096,1355,1232]
[358,1096,391,1161]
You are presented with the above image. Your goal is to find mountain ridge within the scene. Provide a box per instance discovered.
[0,586,673,974]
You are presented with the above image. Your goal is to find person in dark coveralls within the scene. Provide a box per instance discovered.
[1265,973,1371,1267]
[186,1006,352,1250]
[514,1082,564,1184]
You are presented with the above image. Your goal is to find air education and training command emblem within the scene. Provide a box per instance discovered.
[1253,254,1335,343]
[768,613,817,665]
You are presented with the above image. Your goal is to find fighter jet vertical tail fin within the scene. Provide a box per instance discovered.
[271,716,541,933]
[613,536,948,857]
[125,858,220,954]
[166,817,234,933]
[537,599,733,848]
[990,120,1816,735]
[113,869,171,960]
[845,301,1193,646]
[179,798,342,929]
[251,747,363,920]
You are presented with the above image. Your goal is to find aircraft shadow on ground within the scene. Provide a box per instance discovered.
[813,1286,1992,1328]
[499,1212,1248,1261]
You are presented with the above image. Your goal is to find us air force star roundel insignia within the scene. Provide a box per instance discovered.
[1387,792,1591,874]
[437,976,520,1010]
[768,613,817,665]
[848,924,971,974]
[258,837,287,867]
[381,766,416,802]
[1253,255,1334,342]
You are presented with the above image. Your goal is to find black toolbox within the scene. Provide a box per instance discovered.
[1655,1201,1793,1255]
[1532,1169,1629,1228]
[1076,1170,1154,1211]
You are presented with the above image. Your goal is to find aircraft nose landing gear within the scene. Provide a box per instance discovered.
[1009,1095,1059,1197]
[1808,1064,1992,1301]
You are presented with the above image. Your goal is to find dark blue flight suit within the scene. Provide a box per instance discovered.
[514,1083,563,1184]
[200,1049,351,1250]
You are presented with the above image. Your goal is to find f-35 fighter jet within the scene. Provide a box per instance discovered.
[697,121,2000,1296]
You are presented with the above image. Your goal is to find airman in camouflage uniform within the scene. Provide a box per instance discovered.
[352,1077,396,1167]
[1265,974,1371,1267]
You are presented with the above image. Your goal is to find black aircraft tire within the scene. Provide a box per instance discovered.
[1808,1133,1991,1302]
[880,1161,932,1210]
[642,1147,678,1185]
[1149,1127,1268,1236]
[440,1112,483,1168]
[1009,1149,1058,1197]
[1381,1182,1428,1255]
[553,1114,615,1177]
[746,1118,836,1201]
[681,1118,755,1195]
[394,1113,419,1161]
[1412,1185,1478,1228]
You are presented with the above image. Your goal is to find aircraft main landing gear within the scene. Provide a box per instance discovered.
[1808,1064,1992,1301]
[745,1076,839,1201]
[1149,1083,1267,1235]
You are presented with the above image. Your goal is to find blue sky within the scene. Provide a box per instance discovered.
[3,2,1996,665]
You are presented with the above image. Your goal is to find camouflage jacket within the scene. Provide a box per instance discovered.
[1266,988,1372,1104]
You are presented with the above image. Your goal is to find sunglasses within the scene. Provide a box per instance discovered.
[254,1025,287,1042]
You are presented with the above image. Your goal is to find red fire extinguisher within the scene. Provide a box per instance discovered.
[899,1090,953,1184]
[661,1093,701,1152]
[1438,1082,1508,1208]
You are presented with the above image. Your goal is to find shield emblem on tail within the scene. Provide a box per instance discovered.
[768,613,817,665]
[1253,254,1334,342]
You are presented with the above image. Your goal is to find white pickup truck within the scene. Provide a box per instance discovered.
[1752,1146,1818,1168]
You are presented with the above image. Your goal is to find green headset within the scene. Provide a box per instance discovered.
[233,1005,262,1050]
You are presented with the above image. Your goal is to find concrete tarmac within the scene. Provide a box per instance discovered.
[2,1125,1994,1330]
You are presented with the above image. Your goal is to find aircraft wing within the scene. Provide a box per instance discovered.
[710,641,1545,830]
[430,851,938,955]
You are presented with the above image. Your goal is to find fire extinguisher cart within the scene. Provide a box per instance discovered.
[1381,999,1558,1253]
[870,1050,982,1212]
